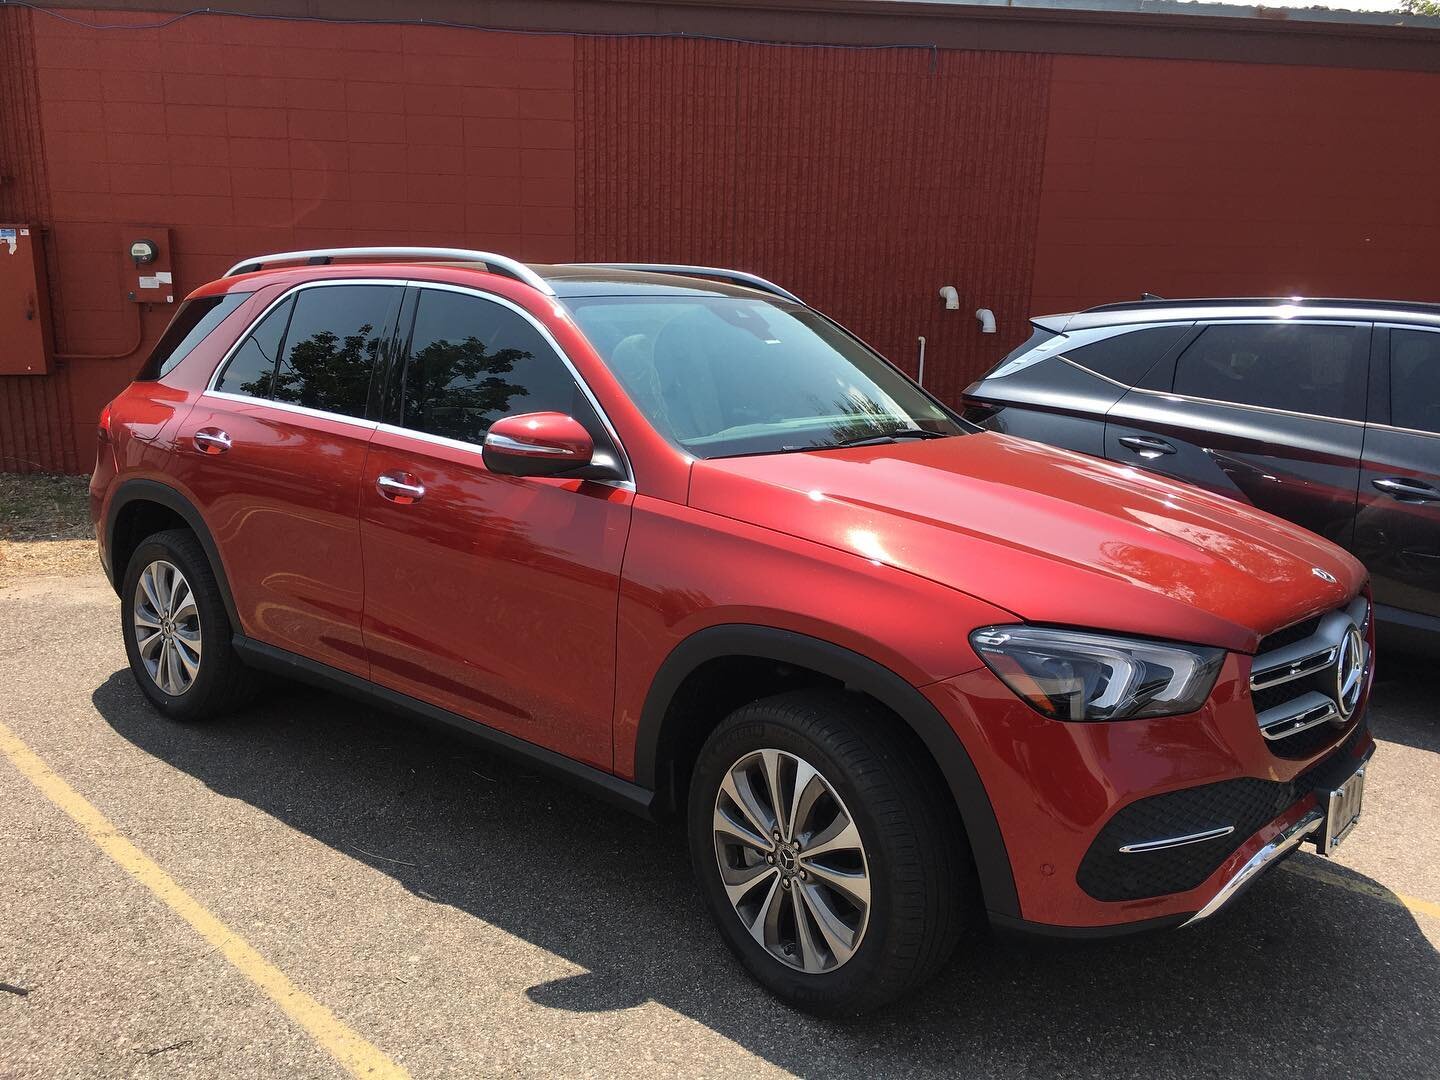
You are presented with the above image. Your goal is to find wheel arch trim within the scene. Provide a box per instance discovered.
[633,624,1021,919]
[105,478,241,633]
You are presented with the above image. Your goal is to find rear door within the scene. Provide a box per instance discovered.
[1104,320,1370,549]
[1355,325,1440,622]
[173,281,402,677]
[359,283,633,769]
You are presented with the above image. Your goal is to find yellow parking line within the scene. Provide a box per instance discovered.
[0,719,410,1080]
[1280,858,1440,921]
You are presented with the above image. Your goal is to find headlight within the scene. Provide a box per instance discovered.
[970,625,1224,722]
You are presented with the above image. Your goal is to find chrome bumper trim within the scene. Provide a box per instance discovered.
[1182,807,1325,927]
[1119,825,1236,854]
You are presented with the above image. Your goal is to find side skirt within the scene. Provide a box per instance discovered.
[232,635,658,820]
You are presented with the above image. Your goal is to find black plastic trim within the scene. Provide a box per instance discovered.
[989,911,1191,940]
[104,479,241,631]
[633,624,1021,919]
[233,635,658,819]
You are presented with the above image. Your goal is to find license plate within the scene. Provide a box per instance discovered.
[1316,766,1366,856]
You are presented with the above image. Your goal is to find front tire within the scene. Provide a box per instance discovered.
[121,529,252,722]
[687,689,976,1016]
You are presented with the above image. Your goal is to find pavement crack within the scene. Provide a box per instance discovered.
[140,1039,195,1058]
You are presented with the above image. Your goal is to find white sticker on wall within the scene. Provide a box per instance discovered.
[138,275,160,289]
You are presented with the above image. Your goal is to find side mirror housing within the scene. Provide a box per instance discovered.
[482,412,596,477]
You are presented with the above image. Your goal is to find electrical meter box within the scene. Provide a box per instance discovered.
[0,225,54,375]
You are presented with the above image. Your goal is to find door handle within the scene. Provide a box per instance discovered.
[1373,477,1440,504]
[1118,435,1177,459]
[376,471,426,504]
[193,428,232,455]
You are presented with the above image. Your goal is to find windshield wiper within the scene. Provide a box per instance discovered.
[831,428,949,448]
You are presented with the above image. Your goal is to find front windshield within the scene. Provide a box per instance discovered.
[566,295,968,458]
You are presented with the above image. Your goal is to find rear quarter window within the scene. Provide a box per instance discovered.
[1059,325,1191,386]
[135,292,250,380]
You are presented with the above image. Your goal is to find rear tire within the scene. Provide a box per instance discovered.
[687,689,976,1016]
[120,529,253,722]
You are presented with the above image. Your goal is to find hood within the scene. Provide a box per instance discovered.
[688,432,1366,654]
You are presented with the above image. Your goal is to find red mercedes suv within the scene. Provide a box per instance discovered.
[91,248,1375,1015]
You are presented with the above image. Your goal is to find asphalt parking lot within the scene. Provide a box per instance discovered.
[2,567,1438,1080]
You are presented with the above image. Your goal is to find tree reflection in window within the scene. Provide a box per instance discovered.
[401,289,606,448]
[403,333,532,445]
[248,325,381,418]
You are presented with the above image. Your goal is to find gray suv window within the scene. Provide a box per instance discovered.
[1172,323,1369,421]
[1062,325,1190,386]
[1391,329,1440,434]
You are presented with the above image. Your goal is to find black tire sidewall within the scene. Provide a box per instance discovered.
[687,702,923,1014]
[120,532,234,721]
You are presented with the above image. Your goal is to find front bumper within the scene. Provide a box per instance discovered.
[926,650,1376,932]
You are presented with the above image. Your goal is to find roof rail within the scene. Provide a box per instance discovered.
[568,263,803,305]
[223,247,555,296]
[1084,295,1440,316]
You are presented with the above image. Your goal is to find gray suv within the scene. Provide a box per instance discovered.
[962,297,1440,649]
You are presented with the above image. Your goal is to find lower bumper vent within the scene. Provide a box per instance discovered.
[1076,722,1368,902]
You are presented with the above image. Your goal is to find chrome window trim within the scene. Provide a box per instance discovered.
[1122,383,1369,429]
[391,280,635,486]
[1364,420,1440,440]
[201,390,379,432]
[205,277,403,396]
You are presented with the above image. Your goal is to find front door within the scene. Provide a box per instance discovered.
[360,284,633,769]
[173,281,401,677]
[1355,326,1440,623]
[1105,320,1370,549]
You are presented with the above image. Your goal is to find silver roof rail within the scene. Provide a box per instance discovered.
[569,263,803,305]
[223,247,555,296]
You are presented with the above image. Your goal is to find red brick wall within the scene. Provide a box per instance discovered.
[5,7,1440,472]
[1031,54,1440,314]
[5,7,580,471]
[575,37,1052,406]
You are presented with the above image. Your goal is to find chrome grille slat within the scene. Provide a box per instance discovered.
[1250,598,1371,756]
[1256,691,1339,741]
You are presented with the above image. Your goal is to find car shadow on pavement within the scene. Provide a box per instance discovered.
[1369,655,1440,755]
[93,671,1440,1078]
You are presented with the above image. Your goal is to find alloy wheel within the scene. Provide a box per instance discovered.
[132,559,202,697]
[712,748,871,973]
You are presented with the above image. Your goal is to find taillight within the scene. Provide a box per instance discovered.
[97,402,114,444]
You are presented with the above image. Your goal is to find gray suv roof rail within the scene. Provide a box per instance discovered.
[1084,296,1440,317]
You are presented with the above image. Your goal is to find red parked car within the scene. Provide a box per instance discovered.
[91,248,1375,1015]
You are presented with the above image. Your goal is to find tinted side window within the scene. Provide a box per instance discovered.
[138,293,250,380]
[213,296,293,398]
[1061,325,1190,386]
[400,289,604,446]
[1391,329,1440,434]
[270,285,399,418]
[1172,323,1369,421]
